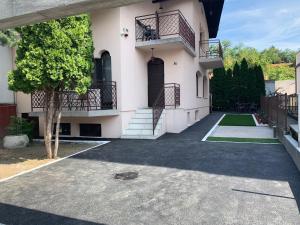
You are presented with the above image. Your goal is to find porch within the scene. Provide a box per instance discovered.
[135,10,196,56]
[199,39,224,69]
[30,81,118,117]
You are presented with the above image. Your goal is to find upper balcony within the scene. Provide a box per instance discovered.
[199,39,224,69]
[135,10,196,56]
[30,81,118,117]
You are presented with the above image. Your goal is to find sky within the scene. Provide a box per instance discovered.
[218,0,300,50]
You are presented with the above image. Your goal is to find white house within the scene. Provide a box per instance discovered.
[16,0,225,139]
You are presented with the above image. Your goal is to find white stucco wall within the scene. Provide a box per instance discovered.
[0,46,14,104]
[17,0,213,138]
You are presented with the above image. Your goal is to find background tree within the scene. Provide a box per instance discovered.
[0,29,19,47]
[222,40,298,81]
[211,68,227,110]
[8,15,94,159]
[211,59,266,110]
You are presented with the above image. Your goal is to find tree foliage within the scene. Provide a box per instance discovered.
[8,15,94,158]
[223,40,297,80]
[0,29,19,47]
[211,58,265,110]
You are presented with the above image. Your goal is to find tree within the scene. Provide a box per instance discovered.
[211,68,227,110]
[255,65,266,98]
[0,29,19,47]
[211,59,266,110]
[221,40,297,80]
[8,15,94,159]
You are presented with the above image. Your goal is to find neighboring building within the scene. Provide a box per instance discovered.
[17,0,225,139]
[0,46,16,137]
[265,80,296,96]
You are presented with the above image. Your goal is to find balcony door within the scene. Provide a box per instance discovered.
[95,51,113,109]
[148,58,164,107]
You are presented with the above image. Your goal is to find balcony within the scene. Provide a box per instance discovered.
[30,81,118,117]
[135,10,196,56]
[199,39,224,69]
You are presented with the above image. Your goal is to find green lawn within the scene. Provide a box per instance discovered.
[207,137,280,144]
[219,114,256,126]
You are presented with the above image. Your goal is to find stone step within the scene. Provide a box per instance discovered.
[124,129,158,136]
[121,134,160,140]
[136,108,153,114]
[134,113,153,119]
[131,118,153,124]
[128,123,161,130]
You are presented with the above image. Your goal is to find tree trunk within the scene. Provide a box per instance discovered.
[53,109,62,159]
[44,90,55,159]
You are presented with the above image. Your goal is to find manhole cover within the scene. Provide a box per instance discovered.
[114,172,138,180]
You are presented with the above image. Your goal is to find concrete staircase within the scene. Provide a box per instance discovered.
[121,108,166,139]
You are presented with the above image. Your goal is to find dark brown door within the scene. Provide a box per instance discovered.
[148,58,164,107]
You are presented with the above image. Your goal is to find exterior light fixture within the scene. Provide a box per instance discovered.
[121,28,129,38]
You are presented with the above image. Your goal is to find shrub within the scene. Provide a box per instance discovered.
[7,116,34,141]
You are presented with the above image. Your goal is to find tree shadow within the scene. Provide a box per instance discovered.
[0,202,107,225]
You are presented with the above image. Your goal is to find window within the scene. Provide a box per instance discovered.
[94,51,112,83]
[203,76,208,98]
[53,123,71,136]
[199,31,204,57]
[196,71,203,97]
[80,124,101,137]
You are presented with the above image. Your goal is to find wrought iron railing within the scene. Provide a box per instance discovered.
[152,83,180,134]
[135,10,195,50]
[31,81,117,111]
[199,39,223,59]
[287,93,298,119]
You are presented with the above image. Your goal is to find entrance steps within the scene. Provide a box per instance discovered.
[121,108,166,139]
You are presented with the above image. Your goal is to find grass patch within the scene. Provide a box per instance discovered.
[219,114,256,126]
[207,136,280,144]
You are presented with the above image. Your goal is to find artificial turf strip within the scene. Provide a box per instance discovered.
[219,114,256,126]
[207,136,280,144]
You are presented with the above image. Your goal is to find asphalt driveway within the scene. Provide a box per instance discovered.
[0,113,300,225]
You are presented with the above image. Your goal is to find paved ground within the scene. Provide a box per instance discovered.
[211,126,275,139]
[0,113,300,225]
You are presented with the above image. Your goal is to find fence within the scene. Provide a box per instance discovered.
[260,94,298,136]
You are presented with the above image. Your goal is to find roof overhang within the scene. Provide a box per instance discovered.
[152,0,224,38]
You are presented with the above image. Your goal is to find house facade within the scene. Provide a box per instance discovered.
[16,0,224,139]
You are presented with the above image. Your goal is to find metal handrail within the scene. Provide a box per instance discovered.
[152,83,180,135]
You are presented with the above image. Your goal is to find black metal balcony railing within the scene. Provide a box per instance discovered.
[135,10,195,50]
[31,81,117,112]
[199,39,223,59]
[152,83,180,134]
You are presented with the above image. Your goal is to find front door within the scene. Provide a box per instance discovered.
[148,58,164,107]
